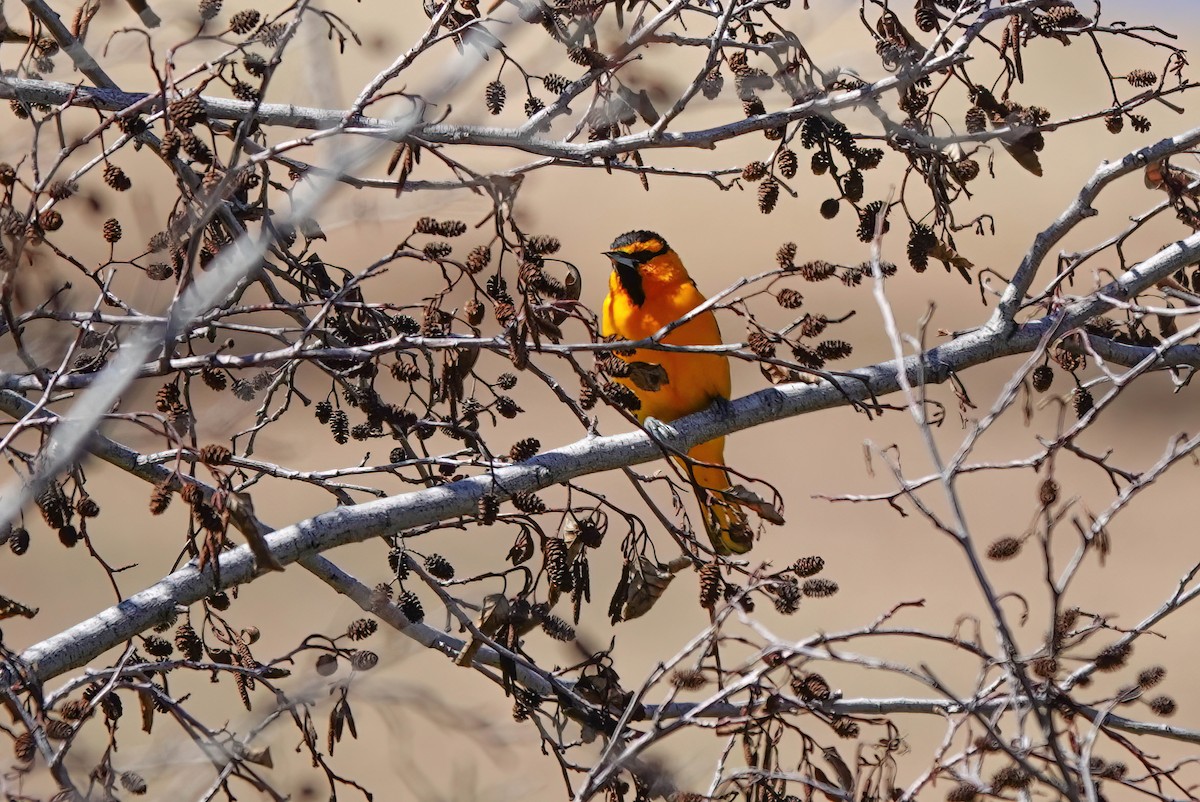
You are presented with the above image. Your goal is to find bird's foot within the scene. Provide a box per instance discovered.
[642,416,680,443]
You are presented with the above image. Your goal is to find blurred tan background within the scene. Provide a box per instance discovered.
[2,0,1200,799]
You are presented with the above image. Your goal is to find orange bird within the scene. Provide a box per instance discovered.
[601,230,752,554]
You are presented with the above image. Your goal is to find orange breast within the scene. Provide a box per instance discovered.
[602,264,731,424]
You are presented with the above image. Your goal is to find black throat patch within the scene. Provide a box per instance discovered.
[615,260,646,306]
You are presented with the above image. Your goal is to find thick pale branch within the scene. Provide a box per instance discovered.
[991,124,1200,328]
[13,227,1200,684]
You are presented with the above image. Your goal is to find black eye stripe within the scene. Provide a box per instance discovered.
[625,244,665,264]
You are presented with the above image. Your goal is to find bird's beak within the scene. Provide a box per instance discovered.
[603,251,639,270]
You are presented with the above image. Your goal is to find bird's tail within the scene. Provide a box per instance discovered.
[683,438,752,555]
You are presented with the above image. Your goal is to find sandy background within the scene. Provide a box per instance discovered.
[2,0,1200,799]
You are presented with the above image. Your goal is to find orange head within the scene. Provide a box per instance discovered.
[603,230,685,307]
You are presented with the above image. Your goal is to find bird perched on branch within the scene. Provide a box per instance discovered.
[601,230,754,554]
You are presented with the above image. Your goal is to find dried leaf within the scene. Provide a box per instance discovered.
[1001,136,1043,177]
[927,242,975,283]
[529,310,564,343]
[0,594,38,620]
[439,345,480,402]
[822,746,855,794]
[507,526,534,565]
[237,744,273,768]
[725,484,786,525]
[627,361,669,392]
[616,554,685,621]
[138,689,155,734]
[222,492,285,573]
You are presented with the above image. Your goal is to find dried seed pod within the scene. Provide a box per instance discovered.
[776,242,797,266]
[819,198,840,219]
[801,578,838,597]
[159,128,181,161]
[907,223,937,272]
[746,331,776,359]
[831,717,859,738]
[144,634,172,657]
[1094,643,1131,671]
[1053,346,1084,372]
[541,613,575,641]
[986,536,1022,561]
[58,524,80,547]
[1104,112,1124,134]
[700,66,723,99]
[1031,655,1059,678]
[1129,114,1151,133]
[47,180,76,200]
[119,771,147,795]
[949,158,979,183]
[315,653,338,675]
[964,105,987,133]
[543,537,572,591]
[509,437,540,462]
[757,177,779,214]
[13,732,36,763]
[795,314,828,338]
[543,73,570,94]
[477,494,500,525]
[798,260,836,281]
[231,81,259,102]
[102,218,122,243]
[1138,666,1166,688]
[899,86,928,115]
[524,96,545,117]
[603,381,641,411]
[494,396,522,419]
[1148,695,1176,716]
[816,340,852,360]
[463,245,491,274]
[914,0,938,32]
[1038,478,1059,506]
[145,263,173,281]
[9,526,30,555]
[178,131,211,164]
[791,555,824,576]
[229,9,260,33]
[103,164,132,191]
[773,580,801,614]
[175,624,203,661]
[843,169,864,202]
[945,783,977,802]
[351,650,379,671]
[198,444,232,466]
[776,288,804,309]
[670,668,706,689]
[512,491,546,514]
[424,553,455,580]
[1031,364,1054,392]
[790,671,829,701]
[75,496,100,518]
[698,562,722,609]
[330,410,350,444]
[168,95,206,127]
[148,482,173,515]
[777,148,798,179]
[1126,69,1157,87]
[484,80,506,114]
[991,766,1031,790]
[742,160,767,182]
[525,235,560,257]
[856,201,890,242]
[1071,386,1094,418]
